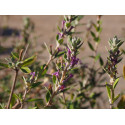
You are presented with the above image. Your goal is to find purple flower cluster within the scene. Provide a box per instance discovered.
[52,70,59,78]
[70,56,79,67]
[66,47,79,67]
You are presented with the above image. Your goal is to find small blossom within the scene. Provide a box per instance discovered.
[52,70,60,78]
[59,85,65,91]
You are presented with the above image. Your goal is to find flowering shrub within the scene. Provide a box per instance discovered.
[0,15,125,109]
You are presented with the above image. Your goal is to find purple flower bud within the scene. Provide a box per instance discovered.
[59,85,65,91]
[58,47,62,52]
[58,33,63,39]
[70,56,79,67]
[67,47,71,59]
[30,72,35,80]
[52,70,60,78]
[63,73,74,83]
[69,73,73,78]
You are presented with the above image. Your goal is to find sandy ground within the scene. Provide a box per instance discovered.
[0,15,125,108]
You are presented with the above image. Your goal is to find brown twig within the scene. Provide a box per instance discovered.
[20,88,29,109]
[7,69,19,109]
[45,91,57,107]
[6,49,23,109]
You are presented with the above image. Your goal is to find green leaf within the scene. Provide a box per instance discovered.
[46,91,51,102]
[94,37,100,43]
[106,82,111,99]
[99,56,104,66]
[90,31,96,38]
[52,75,56,85]
[58,38,63,45]
[55,51,65,58]
[96,27,102,33]
[76,42,83,49]
[88,41,94,51]
[11,52,19,60]
[13,93,22,101]
[56,34,59,41]
[20,55,36,67]
[66,22,71,28]
[0,103,5,109]
[40,64,48,77]
[57,26,61,32]
[95,54,100,62]
[113,78,119,89]
[21,67,31,74]
[26,98,43,102]
[31,82,42,88]
[117,58,122,64]
[113,94,120,103]
[0,62,8,68]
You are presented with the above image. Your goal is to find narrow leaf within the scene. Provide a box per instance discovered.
[31,82,42,88]
[113,94,120,103]
[88,41,94,51]
[55,51,65,58]
[21,67,31,74]
[99,56,104,66]
[90,31,96,38]
[0,62,8,68]
[11,52,19,60]
[95,54,100,62]
[113,78,119,89]
[52,75,56,85]
[20,55,36,67]
[46,91,51,102]
[106,82,111,99]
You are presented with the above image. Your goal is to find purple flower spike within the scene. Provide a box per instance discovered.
[70,56,79,67]
[67,47,71,59]
[30,72,35,80]
[52,70,60,78]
